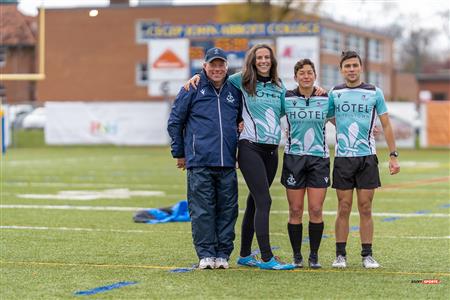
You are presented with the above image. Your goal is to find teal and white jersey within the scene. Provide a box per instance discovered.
[229,72,286,145]
[328,83,388,157]
[284,88,332,158]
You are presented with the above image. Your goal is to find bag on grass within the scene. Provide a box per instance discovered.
[133,200,190,224]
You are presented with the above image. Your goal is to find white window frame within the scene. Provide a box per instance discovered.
[369,39,383,62]
[321,28,342,54]
[345,34,365,58]
[368,71,383,89]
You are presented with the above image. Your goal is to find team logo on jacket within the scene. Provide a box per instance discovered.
[337,93,341,98]
[362,94,367,101]
[226,92,235,103]
[292,100,297,106]
[324,177,329,184]
[200,88,205,95]
[287,174,296,186]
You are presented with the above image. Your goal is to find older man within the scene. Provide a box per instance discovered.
[167,48,242,269]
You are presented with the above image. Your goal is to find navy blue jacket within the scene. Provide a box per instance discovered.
[167,70,243,168]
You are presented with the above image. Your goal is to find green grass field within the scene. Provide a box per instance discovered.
[1,138,449,299]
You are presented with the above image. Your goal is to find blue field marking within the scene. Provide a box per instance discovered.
[169,264,197,273]
[251,246,280,256]
[382,217,402,222]
[414,210,431,215]
[350,226,360,231]
[74,281,138,296]
[439,203,450,208]
[169,268,195,273]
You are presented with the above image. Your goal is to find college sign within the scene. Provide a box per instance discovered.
[139,21,320,40]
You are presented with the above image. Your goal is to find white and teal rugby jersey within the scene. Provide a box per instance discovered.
[328,83,388,157]
[284,88,332,157]
[229,72,286,145]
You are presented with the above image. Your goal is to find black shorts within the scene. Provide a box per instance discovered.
[332,155,381,189]
[281,154,330,189]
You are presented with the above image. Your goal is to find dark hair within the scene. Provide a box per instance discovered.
[294,59,316,76]
[340,50,362,68]
[242,44,281,96]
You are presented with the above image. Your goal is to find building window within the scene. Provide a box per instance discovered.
[0,47,6,68]
[345,34,365,58]
[369,39,383,62]
[368,71,383,89]
[321,28,342,54]
[432,92,447,101]
[136,62,148,86]
[321,64,341,90]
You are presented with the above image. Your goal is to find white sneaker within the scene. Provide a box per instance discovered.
[214,257,229,269]
[362,255,380,269]
[332,255,347,268]
[198,257,215,269]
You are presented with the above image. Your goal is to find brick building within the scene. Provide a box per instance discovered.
[0,3,37,103]
[6,2,397,103]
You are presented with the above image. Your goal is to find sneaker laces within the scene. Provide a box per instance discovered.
[336,255,346,263]
[365,256,376,264]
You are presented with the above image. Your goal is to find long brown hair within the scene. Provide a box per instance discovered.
[242,44,281,96]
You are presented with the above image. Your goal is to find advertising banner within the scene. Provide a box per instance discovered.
[276,36,320,90]
[148,39,190,96]
[45,102,170,145]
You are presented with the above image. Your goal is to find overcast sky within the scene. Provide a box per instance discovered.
[16,0,449,53]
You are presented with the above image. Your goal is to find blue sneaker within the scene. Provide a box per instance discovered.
[237,255,260,267]
[258,256,295,270]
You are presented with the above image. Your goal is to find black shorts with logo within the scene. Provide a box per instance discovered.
[332,155,381,189]
[281,154,330,189]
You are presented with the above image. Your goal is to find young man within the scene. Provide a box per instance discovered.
[167,48,242,269]
[328,51,400,269]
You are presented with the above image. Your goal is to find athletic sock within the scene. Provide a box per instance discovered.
[336,242,347,257]
[361,243,373,257]
[287,223,303,259]
[309,221,324,258]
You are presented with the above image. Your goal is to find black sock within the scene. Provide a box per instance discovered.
[309,221,324,258]
[361,243,372,257]
[287,223,303,259]
[336,242,347,257]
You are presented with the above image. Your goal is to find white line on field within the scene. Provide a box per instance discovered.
[1,204,449,217]
[1,225,449,240]
[5,181,449,191]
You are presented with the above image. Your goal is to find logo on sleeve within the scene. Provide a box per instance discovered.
[200,88,205,95]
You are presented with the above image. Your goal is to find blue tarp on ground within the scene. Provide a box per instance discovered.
[133,200,190,224]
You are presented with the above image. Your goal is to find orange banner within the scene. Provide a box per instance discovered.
[426,101,450,147]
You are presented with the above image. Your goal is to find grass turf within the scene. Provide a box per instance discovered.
[1,142,449,299]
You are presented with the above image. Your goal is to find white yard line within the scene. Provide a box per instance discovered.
[1,225,449,240]
[1,204,449,217]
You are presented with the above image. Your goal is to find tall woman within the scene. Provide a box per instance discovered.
[230,44,293,270]
[281,59,332,268]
